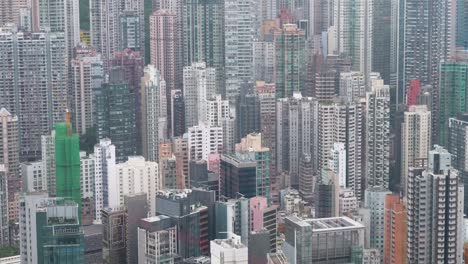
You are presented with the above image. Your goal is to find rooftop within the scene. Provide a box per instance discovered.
[287,216,365,231]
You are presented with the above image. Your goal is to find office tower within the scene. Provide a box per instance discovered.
[79,152,95,225]
[406,146,464,263]
[236,92,260,142]
[174,137,190,188]
[137,215,178,263]
[90,0,122,63]
[183,62,217,127]
[141,65,167,162]
[448,114,468,214]
[183,0,225,93]
[253,40,275,83]
[20,194,84,264]
[94,68,137,162]
[71,51,104,135]
[257,82,278,201]
[402,0,454,108]
[365,79,390,188]
[121,0,145,55]
[299,154,314,203]
[55,120,81,211]
[401,105,431,196]
[372,0,391,83]
[115,156,160,216]
[156,189,216,258]
[21,161,44,192]
[211,234,248,264]
[277,92,316,187]
[438,61,468,145]
[274,24,306,98]
[0,29,67,160]
[315,168,340,218]
[235,134,272,199]
[215,198,250,243]
[108,49,144,150]
[364,187,391,257]
[331,0,372,80]
[124,193,148,264]
[384,194,407,264]
[150,9,180,107]
[317,99,365,199]
[0,108,19,223]
[339,71,365,99]
[187,123,223,161]
[248,230,270,264]
[171,90,186,137]
[160,155,177,189]
[220,155,259,199]
[283,216,365,264]
[224,0,255,103]
[102,208,127,264]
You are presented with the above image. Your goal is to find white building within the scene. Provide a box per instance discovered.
[93,138,117,222]
[339,71,365,99]
[80,151,95,200]
[339,188,358,215]
[187,123,223,161]
[253,40,275,83]
[406,146,465,263]
[365,79,390,188]
[329,143,346,187]
[41,131,56,195]
[401,105,431,196]
[211,234,248,264]
[224,0,255,103]
[137,215,178,264]
[115,156,160,216]
[183,62,217,127]
[141,65,167,162]
[204,95,230,127]
[21,162,44,192]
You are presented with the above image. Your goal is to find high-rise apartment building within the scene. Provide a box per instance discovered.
[0,29,67,160]
[94,68,137,163]
[299,154,314,203]
[183,62,217,127]
[274,24,306,98]
[41,130,56,196]
[365,79,390,188]
[55,120,82,211]
[93,138,117,223]
[224,0,255,103]
[0,0,28,26]
[150,9,180,102]
[438,61,468,145]
[253,40,275,83]
[383,194,407,264]
[71,50,104,135]
[171,90,186,137]
[115,156,161,216]
[174,137,190,188]
[141,65,167,162]
[137,215,178,263]
[22,161,44,193]
[183,0,225,93]
[79,151,95,224]
[90,0,122,63]
[121,0,145,56]
[0,167,8,245]
[277,92,316,187]
[406,146,464,263]
[339,71,365,100]
[0,108,19,224]
[401,105,431,196]
[187,123,223,161]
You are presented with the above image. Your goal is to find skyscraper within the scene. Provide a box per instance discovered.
[365,79,390,188]
[236,92,260,142]
[383,194,407,264]
[0,108,19,225]
[406,146,464,263]
[188,123,223,161]
[0,29,67,160]
[141,65,167,162]
[55,119,82,211]
[0,0,28,26]
[364,187,391,258]
[401,105,431,196]
[274,24,306,98]
[90,0,122,63]
[437,61,468,145]
[298,154,314,203]
[224,0,255,103]
[171,90,186,137]
[183,0,225,93]
[71,50,104,135]
[448,114,468,214]
[94,68,137,162]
